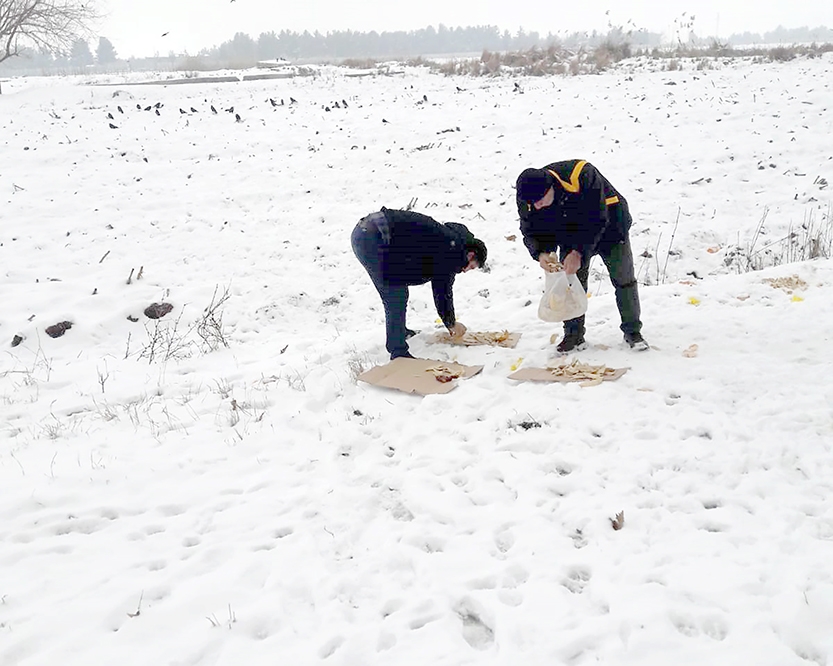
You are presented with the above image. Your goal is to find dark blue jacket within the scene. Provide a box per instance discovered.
[379,208,474,328]
[518,160,631,260]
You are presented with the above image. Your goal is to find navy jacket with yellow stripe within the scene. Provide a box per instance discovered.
[517,160,632,260]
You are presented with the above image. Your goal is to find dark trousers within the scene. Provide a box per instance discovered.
[351,213,411,359]
[561,238,642,337]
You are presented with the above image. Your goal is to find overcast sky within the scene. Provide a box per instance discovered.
[98,0,832,58]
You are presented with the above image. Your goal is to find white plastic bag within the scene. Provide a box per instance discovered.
[537,271,588,322]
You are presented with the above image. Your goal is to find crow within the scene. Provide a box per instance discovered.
[190,107,198,113]
[342,99,348,107]
[225,106,234,113]
[155,102,163,108]
[211,105,218,114]
[109,123,118,129]
[117,105,124,113]
[334,101,340,109]
[235,113,242,122]
[107,112,114,119]
[144,105,152,111]
[269,98,277,107]
[155,109,161,116]
[179,108,187,114]
[423,94,428,102]
[136,103,142,109]
[289,97,297,104]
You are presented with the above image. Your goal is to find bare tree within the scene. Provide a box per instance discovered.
[0,0,99,64]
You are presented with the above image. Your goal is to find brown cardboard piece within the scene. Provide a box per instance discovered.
[508,367,628,385]
[358,358,484,395]
[428,330,522,349]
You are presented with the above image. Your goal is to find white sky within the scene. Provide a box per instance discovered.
[97,0,833,58]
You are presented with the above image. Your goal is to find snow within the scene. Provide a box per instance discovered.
[1,55,833,665]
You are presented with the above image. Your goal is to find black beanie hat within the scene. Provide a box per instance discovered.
[516,168,552,202]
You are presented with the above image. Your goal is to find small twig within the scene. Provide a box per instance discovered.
[137,266,144,280]
[99,250,110,264]
[127,267,135,285]
[660,208,680,284]
[227,603,237,629]
[10,451,25,476]
[654,232,663,284]
[127,591,144,618]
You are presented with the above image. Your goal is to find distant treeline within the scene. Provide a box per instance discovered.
[2,23,832,74]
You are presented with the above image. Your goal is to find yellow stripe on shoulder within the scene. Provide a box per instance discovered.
[605,195,620,206]
[548,160,587,194]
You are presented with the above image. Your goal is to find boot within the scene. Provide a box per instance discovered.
[556,331,587,353]
[624,331,649,351]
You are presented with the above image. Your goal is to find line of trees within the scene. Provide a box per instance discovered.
[205,25,665,63]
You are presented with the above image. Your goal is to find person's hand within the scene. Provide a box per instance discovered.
[448,322,467,338]
[563,250,582,275]
[539,253,562,273]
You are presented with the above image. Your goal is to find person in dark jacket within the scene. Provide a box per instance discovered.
[516,160,648,352]
[351,207,487,360]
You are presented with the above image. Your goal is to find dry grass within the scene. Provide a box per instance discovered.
[417,41,833,79]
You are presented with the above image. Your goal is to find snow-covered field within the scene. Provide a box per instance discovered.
[1,55,832,665]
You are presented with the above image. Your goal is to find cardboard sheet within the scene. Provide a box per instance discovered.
[429,330,522,349]
[358,358,484,395]
[508,367,628,386]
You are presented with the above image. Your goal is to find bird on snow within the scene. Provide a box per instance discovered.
[190,107,198,113]
[342,99,348,107]
[117,106,124,113]
[109,123,118,129]
[235,113,242,122]
[211,105,218,114]
[107,112,114,120]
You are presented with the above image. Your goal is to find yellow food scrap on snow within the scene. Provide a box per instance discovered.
[792,295,804,302]
[510,357,523,371]
[688,297,701,306]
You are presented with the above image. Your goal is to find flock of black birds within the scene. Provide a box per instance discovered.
[104,95,301,129]
[102,84,436,132]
